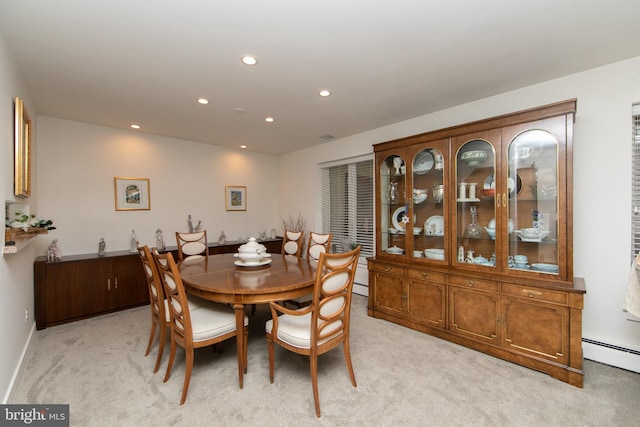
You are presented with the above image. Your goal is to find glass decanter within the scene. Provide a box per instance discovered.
[464,206,483,238]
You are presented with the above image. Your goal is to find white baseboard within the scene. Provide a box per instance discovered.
[2,322,36,403]
[353,283,368,297]
[583,338,640,373]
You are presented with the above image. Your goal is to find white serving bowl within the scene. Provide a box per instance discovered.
[386,246,404,254]
[516,228,549,240]
[413,227,423,235]
[424,248,445,260]
[413,193,428,204]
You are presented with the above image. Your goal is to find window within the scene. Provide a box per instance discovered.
[321,158,374,259]
[632,103,640,260]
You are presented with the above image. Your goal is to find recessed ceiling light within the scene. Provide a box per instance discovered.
[233,107,247,114]
[130,124,140,129]
[265,117,274,123]
[241,56,257,65]
[319,90,331,97]
[240,145,247,149]
[197,98,209,105]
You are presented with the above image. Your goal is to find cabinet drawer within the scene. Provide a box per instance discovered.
[370,263,406,276]
[448,275,499,293]
[408,269,445,283]
[501,283,568,305]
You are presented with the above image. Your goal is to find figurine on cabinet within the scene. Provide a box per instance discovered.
[155,229,165,251]
[130,230,137,253]
[98,238,106,256]
[48,239,62,262]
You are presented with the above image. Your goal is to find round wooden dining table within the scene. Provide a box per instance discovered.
[178,253,317,388]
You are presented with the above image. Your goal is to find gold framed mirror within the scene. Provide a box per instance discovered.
[14,97,32,198]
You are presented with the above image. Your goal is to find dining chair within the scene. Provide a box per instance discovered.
[281,230,304,258]
[176,230,208,261]
[137,244,168,374]
[265,246,361,417]
[152,250,248,405]
[137,245,217,374]
[284,231,333,309]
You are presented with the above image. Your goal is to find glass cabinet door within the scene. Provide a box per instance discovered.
[411,147,446,262]
[454,138,497,268]
[507,129,559,275]
[380,154,408,256]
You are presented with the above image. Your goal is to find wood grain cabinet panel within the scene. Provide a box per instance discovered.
[408,279,446,329]
[449,284,500,343]
[502,297,569,364]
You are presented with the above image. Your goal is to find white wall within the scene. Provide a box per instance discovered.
[278,56,640,371]
[36,118,280,255]
[0,33,39,402]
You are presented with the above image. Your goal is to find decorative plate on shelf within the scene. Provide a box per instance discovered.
[391,206,416,230]
[413,151,434,175]
[424,215,444,235]
[483,174,522,198]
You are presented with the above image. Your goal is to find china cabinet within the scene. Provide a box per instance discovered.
[368,100,585,387]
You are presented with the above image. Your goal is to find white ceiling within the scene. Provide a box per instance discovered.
[1,1,639,155]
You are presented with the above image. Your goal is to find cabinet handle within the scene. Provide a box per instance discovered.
[107,278,111,291]
[115,277,118,289]
[384,266,392,272]
[401,293,408,300]
[522,289,542,298]
[496,196,500,208]
[467,281,475,287]
[421,272,430,278]
[502,193,507,207]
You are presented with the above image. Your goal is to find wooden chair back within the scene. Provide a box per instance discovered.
[307,231,332,260]
[136,244,167,373]
[310,247,360,351]
[153,250,193,349]
[175,230,208,261]
[281,230,303,257]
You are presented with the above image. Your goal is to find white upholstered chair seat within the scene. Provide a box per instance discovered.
[265,314,341,349]
[162,296,217,322]
[189,304,248,342]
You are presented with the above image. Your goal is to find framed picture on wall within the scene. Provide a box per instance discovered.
[225,185,246,211]
[14,97,32,198]
[114,177,150,211]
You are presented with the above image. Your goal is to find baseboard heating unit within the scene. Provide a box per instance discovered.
[582,338,640,373]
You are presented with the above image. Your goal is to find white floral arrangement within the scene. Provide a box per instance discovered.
[7,211,56,232]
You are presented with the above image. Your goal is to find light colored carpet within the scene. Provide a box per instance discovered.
[9,295,640,426]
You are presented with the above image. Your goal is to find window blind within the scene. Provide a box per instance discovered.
[631,103,640,260]
[321,159,374,259]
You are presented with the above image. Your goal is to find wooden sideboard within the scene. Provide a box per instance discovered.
[34,238,283,329]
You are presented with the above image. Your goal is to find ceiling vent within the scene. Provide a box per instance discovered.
[319,134,335,140]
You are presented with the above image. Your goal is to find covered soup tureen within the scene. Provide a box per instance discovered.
[235,237,269,262]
